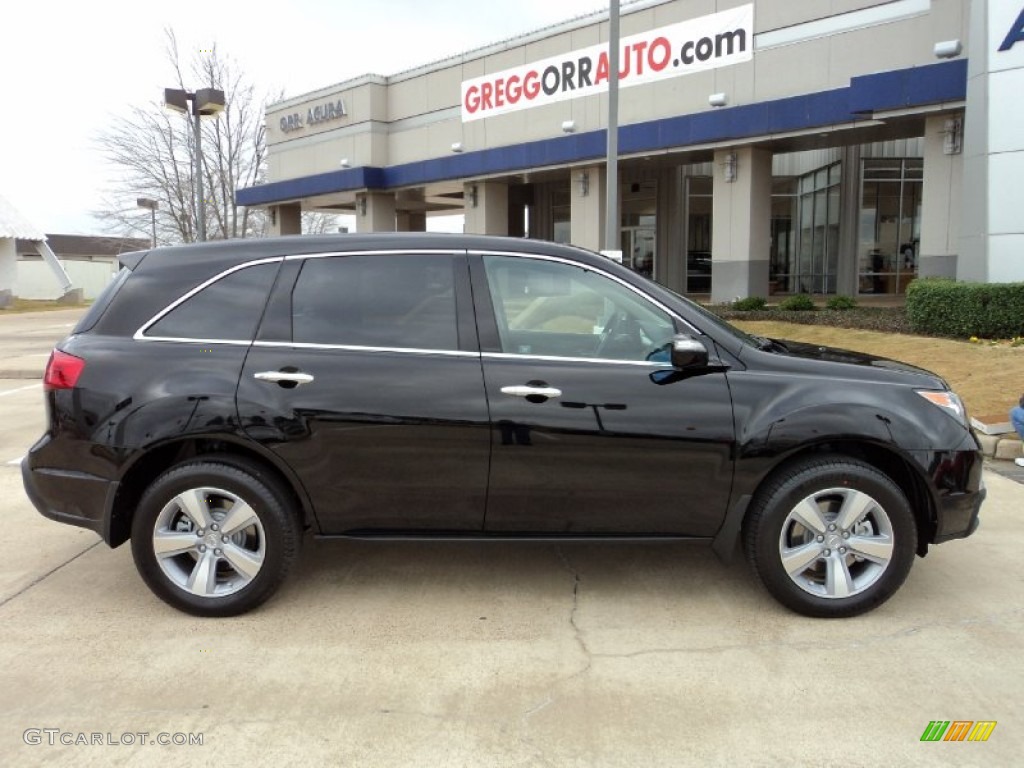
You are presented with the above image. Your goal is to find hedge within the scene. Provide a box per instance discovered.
[709,306,914,334]
[906,278,1024,338]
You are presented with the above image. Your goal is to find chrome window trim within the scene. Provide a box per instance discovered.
[134,256,285,341]
[469,249,700,335]
[482,352,666,368]
[134,337,254,346]
[135,248,464,345]
[133,248,696,358]
[252,340,477,357]
[283,248,462,261]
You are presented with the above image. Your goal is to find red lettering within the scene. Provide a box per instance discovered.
[648,36,671,71]
[631,41,648,76]
[464,84,480,113]
[480,81,493,110]
[506,74,521,104]
[594,52,609,85]
[523,70,540,99]
[494,78,505,107]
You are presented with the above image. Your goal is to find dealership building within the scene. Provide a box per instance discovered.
[237,0,1024,301]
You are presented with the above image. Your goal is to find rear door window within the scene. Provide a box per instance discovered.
[291,254,459,351]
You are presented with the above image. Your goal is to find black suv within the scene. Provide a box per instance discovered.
[23,234,984,618]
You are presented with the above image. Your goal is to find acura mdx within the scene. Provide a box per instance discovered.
[23,234,985,617]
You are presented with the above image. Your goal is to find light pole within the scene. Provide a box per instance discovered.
[136,197,158,247]
[163,87,226,242]
[604,0,620,254]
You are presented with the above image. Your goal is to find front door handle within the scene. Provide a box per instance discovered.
[500,385,562,399]
[254,371,315,386]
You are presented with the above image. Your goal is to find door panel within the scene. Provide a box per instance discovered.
[476,254,735,536]
[237,252,490,534]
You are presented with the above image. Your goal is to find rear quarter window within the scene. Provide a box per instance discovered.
[72,266,132,334]
[143,261,280,342]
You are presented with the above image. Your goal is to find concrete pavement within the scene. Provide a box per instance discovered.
[0,308,84,378]
[0,309,1021,766]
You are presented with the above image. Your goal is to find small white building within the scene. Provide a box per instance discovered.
[14,235,149,301]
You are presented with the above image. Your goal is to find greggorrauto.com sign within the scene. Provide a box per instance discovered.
[461,4,753,122]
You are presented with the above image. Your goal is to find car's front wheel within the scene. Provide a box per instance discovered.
[130,459,301,617]
[744,457,917,618]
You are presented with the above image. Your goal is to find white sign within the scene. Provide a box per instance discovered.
[461,5,753,122]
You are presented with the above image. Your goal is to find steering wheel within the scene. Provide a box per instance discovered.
[595,310,634,358]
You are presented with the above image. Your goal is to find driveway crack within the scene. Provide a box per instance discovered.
[0,540,101,610]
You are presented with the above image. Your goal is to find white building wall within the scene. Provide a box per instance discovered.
[14,259,118,300]
[960,0,1024,282]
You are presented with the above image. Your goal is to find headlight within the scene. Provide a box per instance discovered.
[916,390,966,424]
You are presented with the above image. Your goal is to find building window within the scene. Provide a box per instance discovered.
[858,158,922,295]
[769,178,798,294]
[552,186,571,245]
[781,163,841,294]
[685,176,712,293]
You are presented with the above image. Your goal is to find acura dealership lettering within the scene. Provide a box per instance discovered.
[279,99,347,133]
[462,5,752,121]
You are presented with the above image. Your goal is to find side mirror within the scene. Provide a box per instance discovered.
[670,334,709,369]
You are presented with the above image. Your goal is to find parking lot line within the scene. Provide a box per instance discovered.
[0,384,41,397]
[6,456,24,466]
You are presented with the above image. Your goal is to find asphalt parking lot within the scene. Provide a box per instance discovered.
[0,309,1021,766]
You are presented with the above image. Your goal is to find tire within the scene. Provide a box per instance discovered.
[130,459,302,617]
[743,456,917,618]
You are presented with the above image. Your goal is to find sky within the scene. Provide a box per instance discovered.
[0,0,611,236]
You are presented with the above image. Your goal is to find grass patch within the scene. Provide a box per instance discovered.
[1,299,89,313]
[732,320,1022,419]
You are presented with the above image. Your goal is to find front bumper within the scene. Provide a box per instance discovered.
[913,442,986,544]
[933,480,985,544]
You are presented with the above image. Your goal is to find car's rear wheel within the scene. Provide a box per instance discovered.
[744,456,917,618]
[130,459,301,617]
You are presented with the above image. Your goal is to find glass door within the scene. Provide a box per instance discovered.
[620,225,656,279]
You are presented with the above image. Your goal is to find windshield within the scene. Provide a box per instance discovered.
[658,285,761,348]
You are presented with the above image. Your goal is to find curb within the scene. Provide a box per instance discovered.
[975,432,1023,461]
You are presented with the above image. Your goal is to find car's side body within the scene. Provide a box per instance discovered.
[22,234,985,617]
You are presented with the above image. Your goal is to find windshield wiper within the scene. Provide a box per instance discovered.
[754,336,788,352]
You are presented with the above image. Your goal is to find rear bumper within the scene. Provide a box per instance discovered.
[22,456,116,542]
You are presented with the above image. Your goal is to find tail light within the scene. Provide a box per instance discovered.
[43,350,86,391]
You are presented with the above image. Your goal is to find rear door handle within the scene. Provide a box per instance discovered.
[500,385,562,399]
[254,371,315,386]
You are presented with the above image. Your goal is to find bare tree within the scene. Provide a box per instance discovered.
[95,31,274,244]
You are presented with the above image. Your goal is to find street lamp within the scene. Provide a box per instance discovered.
[163,87,226,242]
[136,197,158,247]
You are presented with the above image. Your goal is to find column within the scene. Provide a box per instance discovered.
[657,167,686,293]
[919,113,963,278]
[959,0,1024,282]
[355,192,396,233]
[569,165,607,252]
[0,238,15,307]
[711,146,771,303]
[463,182,508,235]
[396,211,426,231]
[837,145,862,294]
[269,203,301,236]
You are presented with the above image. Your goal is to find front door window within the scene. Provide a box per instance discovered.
[482,255,675,362]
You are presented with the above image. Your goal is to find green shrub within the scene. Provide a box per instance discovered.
[732,296,768,311]
[778,294,816,311]
[906,278,1024,338]
[826,295,857,311]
